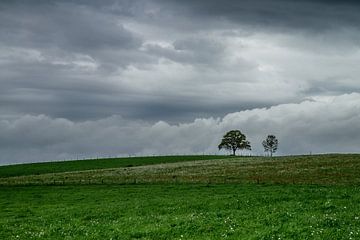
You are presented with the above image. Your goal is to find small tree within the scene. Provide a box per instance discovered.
[218,130,251,156]
[262,135,278,157]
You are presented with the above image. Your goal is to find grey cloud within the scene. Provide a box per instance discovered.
[154,0,360,33]
[172,38,225,64]
[143,37,225,66]
[0,1,144,70]
[1,0,360,158]
[1,93,359,165]
[0,1,141,47]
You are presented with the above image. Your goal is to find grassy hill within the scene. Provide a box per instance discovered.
[1,154,360,186]
[1,154,360,239]
[0,155,231,178]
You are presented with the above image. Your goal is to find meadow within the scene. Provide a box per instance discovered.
[1,154,360,239]
[1,184,360,239]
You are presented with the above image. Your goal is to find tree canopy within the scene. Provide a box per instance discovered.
[218,130,251,156]
[262,135,278,157]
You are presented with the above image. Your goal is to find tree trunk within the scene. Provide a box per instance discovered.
[270,151,273,157]
[232,148,236,156]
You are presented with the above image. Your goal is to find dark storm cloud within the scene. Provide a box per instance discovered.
[154,0,360,32]
[1,0,359,122]
[0,1,140,49]
[1,0,360,163]
[0,0,147,120]
[0,1,143,60]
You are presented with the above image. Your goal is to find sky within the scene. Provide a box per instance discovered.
[1,0,360,164]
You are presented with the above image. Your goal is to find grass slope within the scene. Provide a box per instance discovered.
[1,184,359,240]
[1,154,360,239]
[0,155,231,178]
[2,154,360,186]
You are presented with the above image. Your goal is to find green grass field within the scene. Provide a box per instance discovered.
[1,154,360,239]
[1,184,359,239]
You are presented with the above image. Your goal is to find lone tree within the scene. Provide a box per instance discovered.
[218,130,251,156]
[262,135,278,157]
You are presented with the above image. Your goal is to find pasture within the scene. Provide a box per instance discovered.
[1,154,360,239]
[1,184,359,239]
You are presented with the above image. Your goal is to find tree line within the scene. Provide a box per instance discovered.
[218,130,278,156]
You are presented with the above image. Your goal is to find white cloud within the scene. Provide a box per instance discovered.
[1,93,359,165]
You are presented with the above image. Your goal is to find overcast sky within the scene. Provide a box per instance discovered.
[1,0,360,164]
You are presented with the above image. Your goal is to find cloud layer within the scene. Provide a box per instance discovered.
[1,93,359,165]
[1,0,360,122]
[1,1,360,164]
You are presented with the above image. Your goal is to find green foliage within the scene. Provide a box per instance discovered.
[218,130,251,155]
[262,135,279,157]
[1,184,360,239]
[0,155,230,178]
